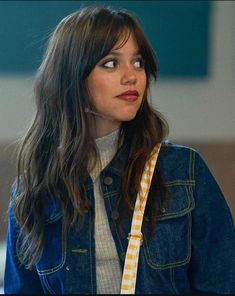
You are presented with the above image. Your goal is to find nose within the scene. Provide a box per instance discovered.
[120,64,137,85]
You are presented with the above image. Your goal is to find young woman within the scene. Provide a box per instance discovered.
[4,7,235,294]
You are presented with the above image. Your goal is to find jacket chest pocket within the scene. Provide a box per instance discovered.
[143,183,195,269]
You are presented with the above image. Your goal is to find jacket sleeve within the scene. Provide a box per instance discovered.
[189,151,235,293]
[4,186,44,294]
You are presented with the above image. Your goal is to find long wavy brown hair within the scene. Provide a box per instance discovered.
[13,6,169,269]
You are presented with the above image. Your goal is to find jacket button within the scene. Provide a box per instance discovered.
[120,252,126,261]
[112,211,119,220]
[104,176,113,185]
[161,207,166,213]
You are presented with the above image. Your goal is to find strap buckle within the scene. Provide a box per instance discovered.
[127,232,143,246]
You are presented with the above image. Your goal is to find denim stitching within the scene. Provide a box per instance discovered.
[184,190,192,262]
[189,149,192,181]
[103,183,195,197]
[158,185,195,221]
[185,185,193,205]
[103,190,118,199]
[189,149,195,181]
[164,180,195,187]
[103,183,195,199]
[192,150,195,181]
[37,248,66,275]
[186,185,195,214]
[41,274,56,294]
[158,208,194,221]
[45,212,63,224]
[106,191,124,253]
[37,226,67,275]
[143,212,192,269]
[101,179,124,252]
[187,212,192,263]
[170,268,179,294]
[71,248,88,253]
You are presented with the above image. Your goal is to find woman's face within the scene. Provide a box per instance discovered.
[86,33,147,137]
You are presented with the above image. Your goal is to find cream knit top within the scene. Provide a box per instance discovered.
[89,129,122,294]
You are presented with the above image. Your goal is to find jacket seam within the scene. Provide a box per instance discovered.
[170,268,179,294]
[157,209,193,221]
[158,185,195,221]
[37,249,66,275]
[102,182,195,197]
[37,226,67,275]
[106,193,124,254]
[103,190,119,199]
[189,149,195,181]
[164,180,195,187]
[41,274,56,294]
[44,212,63,224]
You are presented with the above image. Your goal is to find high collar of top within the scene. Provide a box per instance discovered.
[95,129,120,154]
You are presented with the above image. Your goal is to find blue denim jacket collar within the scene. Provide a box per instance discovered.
[43,141,195,224]
[43,142,130,223]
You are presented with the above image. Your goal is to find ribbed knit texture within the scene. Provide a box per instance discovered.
[90,129,122,294]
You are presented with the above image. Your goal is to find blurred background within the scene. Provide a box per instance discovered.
[0,1,234,290]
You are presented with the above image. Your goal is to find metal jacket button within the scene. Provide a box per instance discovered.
[161,207,166,213]
[103,176,113,185]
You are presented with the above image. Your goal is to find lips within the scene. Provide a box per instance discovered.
[116,90,139,102]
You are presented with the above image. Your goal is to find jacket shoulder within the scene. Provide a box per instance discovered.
[158,140,199,182]
[162,140,196,155]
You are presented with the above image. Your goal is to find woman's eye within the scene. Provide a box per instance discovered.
[102,60,117,69]
[134,58,144,69]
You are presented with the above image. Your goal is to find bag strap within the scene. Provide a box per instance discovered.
[120,143,162,294]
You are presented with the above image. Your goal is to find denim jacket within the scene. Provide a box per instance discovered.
[4,142,235,294]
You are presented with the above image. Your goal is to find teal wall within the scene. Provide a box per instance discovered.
[0,1,211,77]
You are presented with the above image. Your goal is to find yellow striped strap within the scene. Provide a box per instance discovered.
[120,143,162,294]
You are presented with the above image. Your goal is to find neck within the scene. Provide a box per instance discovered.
[94,118,121,138]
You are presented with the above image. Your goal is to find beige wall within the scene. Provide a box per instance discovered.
[152,1,235,142]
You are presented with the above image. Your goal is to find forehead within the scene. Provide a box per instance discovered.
[111,33,140,54]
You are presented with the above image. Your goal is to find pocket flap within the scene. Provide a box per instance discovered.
[158,181,195,221]
[42,195,63,224]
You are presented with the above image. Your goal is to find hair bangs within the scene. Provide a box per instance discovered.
[83,10,136,78]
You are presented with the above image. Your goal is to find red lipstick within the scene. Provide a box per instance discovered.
[116,90,139,102]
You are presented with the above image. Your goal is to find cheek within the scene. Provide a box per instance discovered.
[89,76,115,100]
[137,70,147,90]
[142,73,147,89]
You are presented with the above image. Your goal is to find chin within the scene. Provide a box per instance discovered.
[119,112,138,122]
[119,106,140,120]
